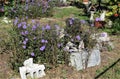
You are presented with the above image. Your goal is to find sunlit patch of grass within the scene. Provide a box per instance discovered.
[53,6,88,20]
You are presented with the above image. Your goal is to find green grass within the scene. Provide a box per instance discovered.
[53,6,88,20]
[95,60,120,79]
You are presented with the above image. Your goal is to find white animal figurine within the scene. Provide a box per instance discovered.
[90,11,95,22]
[100,11,106,21]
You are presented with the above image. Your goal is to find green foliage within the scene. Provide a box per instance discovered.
[9,17,69,72]
[96,61,120,79]
[6,0,54,18]
[111,18,120,35]
[65,18,97,51]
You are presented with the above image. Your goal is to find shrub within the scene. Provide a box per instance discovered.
[6,0,54,18]
[9,17,69,72]
[65,18,97,51]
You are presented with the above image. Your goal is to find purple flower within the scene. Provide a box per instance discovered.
[101,32,107,37]
[91,23,94,27]
[48,0,51,2]
[23,25,27,29]
[31,52,35,57]
[25,31,29,34]
[41,39,48,43]
[55,24,60,29]
[95,18,101,21]
[76,35,81,41]
[26,16,28,19]
[69,19,73,25]
[42,26,45,31]
[22,22,26,25]
[18,23,22,28]
[80,20,86,24]
[21,31,25,35]
[25,38,28,41]
[33,37,36,40]
[45,40,48,43]
[32,20,35,23]
[40,45,46,51]
[14,18,18,25]
[57,43,63,48]
[23,41,27,45]
[32,25,37,30]
[22,45,26,49]
[41,39,46,43]
[45,24,51,30]
[26,0,29,3]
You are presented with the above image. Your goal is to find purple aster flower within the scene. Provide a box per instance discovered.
[26,16,28,19]
[76,35,81,41]
[48,0,51,2]
[45,24,51,30]
[31,52,35,57]
[32,25,37,30]
[24,31,29,34]
[23,25,27,29]
[23,41,27,45]
[22,22,26,25]
[80,20,86,24]
[69,19,73,25]
[95,18,101,21]
[32,20,35,23]
[14,18,18,25]
[26,0,29,3]
[91,23,94,27]
[41,39,48,43]
[25,38,28,41]
[41,39,46,43]
[40,45,46,51]
[63,47,67,51]
[57,43,63,48]
[18,23,22,28]
[22,45,26,49]
[1,7,4,12]
[55,24,60,29]
[21,31,25,35]
[42,26,45,31]
[33,37,36,40]
[101,32,107,37]
[45,40,48,43]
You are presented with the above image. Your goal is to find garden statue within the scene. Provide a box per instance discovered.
[108,20,112,28]
[89,11,94,22]
[19,58,46,79]
[100,10,106,21]
[83,0,92,13]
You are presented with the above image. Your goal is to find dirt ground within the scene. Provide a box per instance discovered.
[0,35,120,79]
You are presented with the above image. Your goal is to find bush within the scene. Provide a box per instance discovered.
[9,17,69,72]
[6,0,54,18]
[65,18,97,51]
